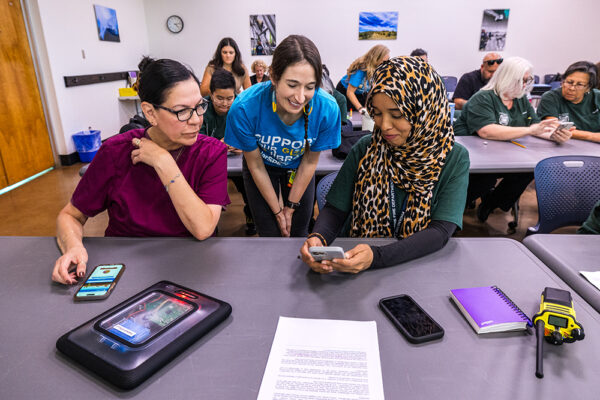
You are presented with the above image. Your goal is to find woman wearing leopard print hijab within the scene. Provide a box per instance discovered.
[301,56,470,273]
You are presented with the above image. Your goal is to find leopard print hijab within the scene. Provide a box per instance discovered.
[349,56,454,238]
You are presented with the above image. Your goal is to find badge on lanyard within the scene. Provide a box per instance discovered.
[498,112,510,126]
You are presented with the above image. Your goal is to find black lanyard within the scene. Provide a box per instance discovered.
[389,178,408,237]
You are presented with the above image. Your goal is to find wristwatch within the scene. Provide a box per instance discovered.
[285,200,301,210]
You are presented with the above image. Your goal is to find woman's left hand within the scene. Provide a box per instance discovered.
[131,137,170,168]
[283,207,294,236]
[327,244,373,274]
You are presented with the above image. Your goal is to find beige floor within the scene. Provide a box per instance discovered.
[0,163,577,239]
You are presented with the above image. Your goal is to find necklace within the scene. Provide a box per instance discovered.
[144,128,185,163]
[172,146,185,163]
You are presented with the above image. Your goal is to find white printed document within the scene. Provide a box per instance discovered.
[257,316,384,400]
[580,270,600,291]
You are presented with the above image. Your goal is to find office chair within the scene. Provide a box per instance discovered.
[527,156,600,235]
[316,171,338,211]
[441,76,458,94]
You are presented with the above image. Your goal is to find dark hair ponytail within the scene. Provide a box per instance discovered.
[137,56,200,105]
[270,35,323,88]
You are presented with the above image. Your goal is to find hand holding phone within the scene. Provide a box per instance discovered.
[554,121,574,133]
[309,246,346,262]
[74,264,125,301]
[379,294,444,344]
[550,121,574,143]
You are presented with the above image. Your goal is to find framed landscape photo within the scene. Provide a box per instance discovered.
[358,12,398,40]
[94,4,120,42]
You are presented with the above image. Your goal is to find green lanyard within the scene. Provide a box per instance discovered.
[389,178,408,237]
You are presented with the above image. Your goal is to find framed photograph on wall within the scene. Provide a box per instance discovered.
[479,9,510,51]
[94,4,120,42]
[250,15,276,55]
[358,12,398,40]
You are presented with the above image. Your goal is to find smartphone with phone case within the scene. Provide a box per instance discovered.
[379,294,444,344]
[556,121,574,132]
[309,246,346,262]
[74,264,125,301]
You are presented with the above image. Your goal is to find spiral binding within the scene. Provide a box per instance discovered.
[492,286,533,326]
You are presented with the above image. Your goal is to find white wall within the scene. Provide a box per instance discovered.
[28,0,599,158]
[143,0,599,87]
[30,0,149,155]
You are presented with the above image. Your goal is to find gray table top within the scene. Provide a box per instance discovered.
[456,135,600,173]
[523,234,600,314]
[226,151,344,177]
[3,236,600,399]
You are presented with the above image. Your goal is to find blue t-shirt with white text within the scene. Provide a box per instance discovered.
[224,81,341,169]
[339,70,370,94]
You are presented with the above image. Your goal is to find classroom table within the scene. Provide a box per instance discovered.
[456,135,600,173]
[226,151,344,177]
[2,236,600,399]
[523,234,600,314]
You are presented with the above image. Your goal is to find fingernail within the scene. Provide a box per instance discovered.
[78,272,84,277]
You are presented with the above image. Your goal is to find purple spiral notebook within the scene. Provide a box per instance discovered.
[450,286,532,334]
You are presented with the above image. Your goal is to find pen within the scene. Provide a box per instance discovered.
[510,140,527,149]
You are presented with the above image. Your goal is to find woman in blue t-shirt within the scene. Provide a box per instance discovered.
[225,35,341,237]
[335,45,390,114]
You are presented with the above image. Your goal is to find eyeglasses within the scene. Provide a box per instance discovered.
[563,80,589,90]
[522,76,534,85]
[153,102,208,122]
[213,95,235,105]
[485,58,503,66]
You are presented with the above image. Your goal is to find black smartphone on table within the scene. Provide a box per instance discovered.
[379,294,444,344]
[73,264,125,301]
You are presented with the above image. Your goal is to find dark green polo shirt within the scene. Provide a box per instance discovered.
[537,88,600,132]
[326,134,470,235]
[454,90,540,136]
[199,98,227,140]
[578,200,600,234]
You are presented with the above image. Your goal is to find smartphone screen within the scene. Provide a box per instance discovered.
[74,264,125,300]
[380,295,444,343]
[97,291,196,346]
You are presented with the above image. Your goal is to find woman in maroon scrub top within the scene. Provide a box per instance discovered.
[52,57,230,285]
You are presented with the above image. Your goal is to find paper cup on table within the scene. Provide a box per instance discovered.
[362,114,375,131]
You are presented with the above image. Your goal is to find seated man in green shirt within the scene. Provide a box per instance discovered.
[453,57,567,222]
[300,57,469,272]
[578,200,600,234]
[200,69,255,235]
[537,61,600,143]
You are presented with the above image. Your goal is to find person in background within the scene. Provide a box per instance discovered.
[454,57,567,222]
[452,53,502,110]
[578,200,600,234]
[250,59,269,85]
[200,69,256,235]
[537,61,600,143]
[336,44,390,113]
[410,48,428,62]
[301,57,469,273]
[52,57,230,284]
[597,62,600,89]
[200,37,251,96]
[225,35,341,237]
[321,64,348,123]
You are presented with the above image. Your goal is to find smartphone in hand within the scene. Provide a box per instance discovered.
[74,264,125,301]
[554,121,574,132]
[309,246,346,262]
[379,294,444,344]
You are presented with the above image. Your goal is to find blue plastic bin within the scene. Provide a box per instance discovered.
[72,130,101,163]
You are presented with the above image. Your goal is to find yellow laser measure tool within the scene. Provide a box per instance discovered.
[532,287,584,378]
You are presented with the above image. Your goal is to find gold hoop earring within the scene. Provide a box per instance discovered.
[303,102,313,116]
